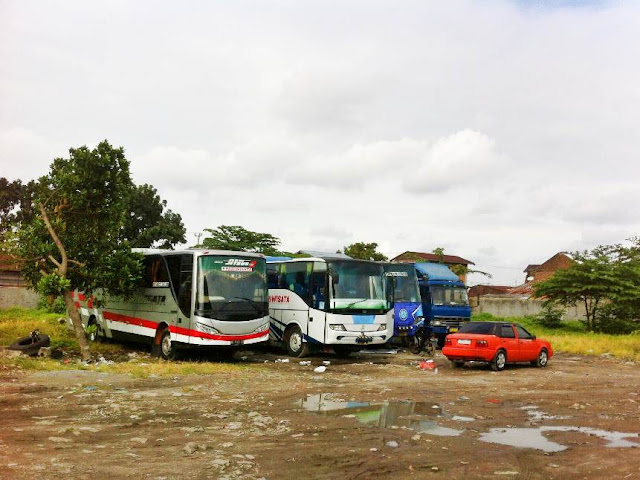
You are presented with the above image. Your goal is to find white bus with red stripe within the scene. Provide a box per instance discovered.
[70,249,270,358]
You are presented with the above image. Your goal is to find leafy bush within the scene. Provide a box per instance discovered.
[594,304,639,335]
[37,295,67,314]
[535,304,564,329]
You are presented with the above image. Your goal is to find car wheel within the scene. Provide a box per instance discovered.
[491,349,507,371]
[452,360,465,368]
[284,325,309,358]
[535,348,548,368]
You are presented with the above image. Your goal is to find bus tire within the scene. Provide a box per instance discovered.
[284,325,309,358]
[152,328,176,360]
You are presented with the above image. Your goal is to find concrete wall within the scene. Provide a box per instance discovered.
[471,294,586,320]
[0,287,40,309]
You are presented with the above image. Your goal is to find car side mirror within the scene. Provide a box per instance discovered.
[531,335,536,340]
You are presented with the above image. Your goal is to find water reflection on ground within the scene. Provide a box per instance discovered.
[296,393,466,436]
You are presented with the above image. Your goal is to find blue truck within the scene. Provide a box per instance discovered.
[414,262,471,346]
[383,262,423,339]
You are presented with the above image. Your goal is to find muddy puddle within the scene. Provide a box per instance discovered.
[296,393,469,436]
[480,426,639,452]
[297,394,639,452]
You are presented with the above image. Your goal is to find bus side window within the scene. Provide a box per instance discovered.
[165,254,193,317]
[310,262,327,309]
[267,264,278,289]
[143,256,170,288]
[282,262,310,300]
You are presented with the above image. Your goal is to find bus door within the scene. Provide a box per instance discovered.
[308,262,327,344]
[165,254,193,342]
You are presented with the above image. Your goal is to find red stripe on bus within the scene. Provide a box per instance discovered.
[102,311,269,341]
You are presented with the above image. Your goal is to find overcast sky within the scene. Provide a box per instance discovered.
[2,0,639,286]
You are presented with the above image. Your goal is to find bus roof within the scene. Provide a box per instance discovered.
[132,248,265,258]
[266,256,382,265]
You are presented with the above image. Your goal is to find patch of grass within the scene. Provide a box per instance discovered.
[0,308,274,376]
[471,312,640,361]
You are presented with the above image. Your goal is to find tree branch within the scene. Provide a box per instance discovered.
[47,255,62,268]
[38,202,68,276]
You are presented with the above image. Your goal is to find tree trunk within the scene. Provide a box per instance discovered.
[63,291,92,362]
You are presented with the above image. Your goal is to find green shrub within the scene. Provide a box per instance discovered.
[535,304,564,329]
[594,304,639,334]
[471,312,496,322]
[37,295,67,314]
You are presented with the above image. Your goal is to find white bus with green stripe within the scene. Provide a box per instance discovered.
[70,249,270,359]
[266,255,393,357]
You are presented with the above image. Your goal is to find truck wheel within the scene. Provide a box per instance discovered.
[284,325,309,358]
[452,360,465,368]
[491,349,507,371]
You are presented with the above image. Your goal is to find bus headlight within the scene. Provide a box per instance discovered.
[195,322,220,335]
[329,324,346,331]
[377,324,387,331]
[432,320,443,326]
[253,321,270,333]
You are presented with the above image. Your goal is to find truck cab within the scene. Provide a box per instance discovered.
[414,262,471,346]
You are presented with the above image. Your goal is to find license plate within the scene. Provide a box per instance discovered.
[231,340,244,346]
[356,336,373,344]
[449,327,458,333]
[457,339,471,345]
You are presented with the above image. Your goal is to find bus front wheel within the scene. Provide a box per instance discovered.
[152,328,176,360]
[285,325,309,358]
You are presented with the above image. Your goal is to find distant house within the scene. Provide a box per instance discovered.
[468,285,512,298]
[391,251,474,284]
[0,254,26,287]
[523,252,574,284]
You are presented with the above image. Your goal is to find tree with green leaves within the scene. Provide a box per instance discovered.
[533,244,640,332]
[344,242,388,261]
[431,247,492,279]
[15,141,186,361]
[124,184,186,249]
[201,225,282,255]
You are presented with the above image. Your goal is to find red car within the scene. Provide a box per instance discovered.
[442,321,553,371]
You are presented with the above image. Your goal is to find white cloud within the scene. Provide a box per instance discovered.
[2,0,640,286]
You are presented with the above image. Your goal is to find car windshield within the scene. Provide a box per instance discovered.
[328,260,389,313]
[431,286,469,306]
[195,255,268,321]
[458,322,497,335]
[384,264,420,303]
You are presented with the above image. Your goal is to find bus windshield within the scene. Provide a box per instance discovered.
[384,264,420,303]
[328,260,388,313]
[430,285,469,306]
[195,256,268,321]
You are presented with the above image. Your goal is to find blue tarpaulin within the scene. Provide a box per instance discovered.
[414,262,460,281]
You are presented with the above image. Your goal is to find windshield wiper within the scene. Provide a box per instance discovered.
[344,298,370,308]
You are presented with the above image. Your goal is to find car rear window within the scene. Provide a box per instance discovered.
[458,322,497,335]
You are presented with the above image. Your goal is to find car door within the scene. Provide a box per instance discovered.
[498,324,520,362]
[515,325,538,361]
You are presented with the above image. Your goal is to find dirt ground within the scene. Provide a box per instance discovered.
[1,347,639,480]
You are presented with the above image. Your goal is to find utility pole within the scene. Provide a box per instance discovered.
[194,232,203,247]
